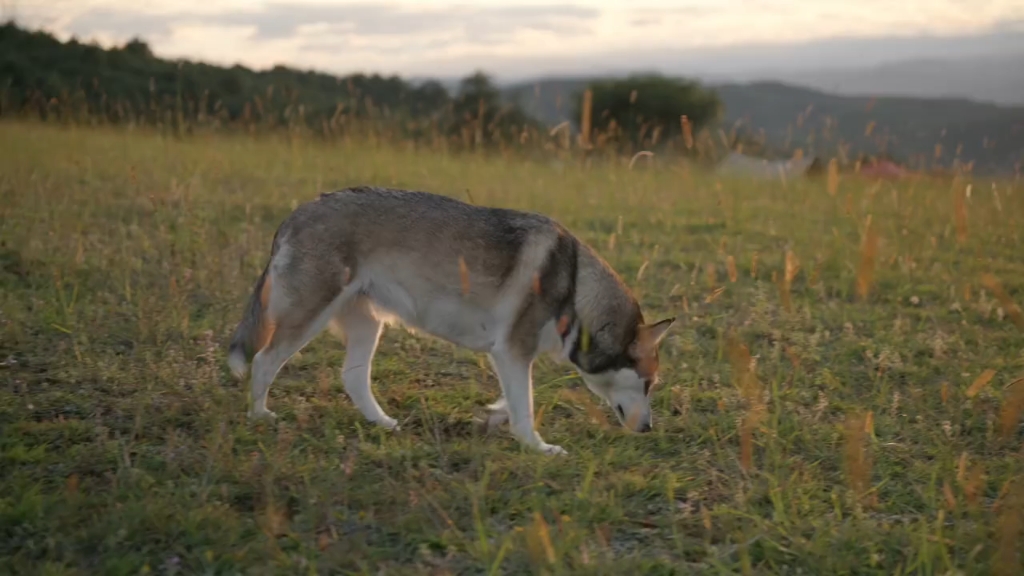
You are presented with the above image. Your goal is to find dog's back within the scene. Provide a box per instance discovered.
[229,186,577,370]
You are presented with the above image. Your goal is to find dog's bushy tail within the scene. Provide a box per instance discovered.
[227,264,272,380]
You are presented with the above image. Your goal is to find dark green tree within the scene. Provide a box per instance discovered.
[447,71,541,149]
[0,21,465,133]
[574,74,722,153]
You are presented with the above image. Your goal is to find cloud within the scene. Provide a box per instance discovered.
[63,2,598,46]
[64,9,178,40]
[21,1,1024,82]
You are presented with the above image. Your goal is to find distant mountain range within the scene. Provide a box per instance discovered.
[773,53,1024,106]
[414,46,1024,106]
[499,72,1024,175]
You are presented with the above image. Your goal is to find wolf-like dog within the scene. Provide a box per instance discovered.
[227,186,674,455]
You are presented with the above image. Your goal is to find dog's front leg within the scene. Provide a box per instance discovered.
[488,348,567,456]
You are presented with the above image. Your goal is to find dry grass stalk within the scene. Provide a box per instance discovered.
[980,273,1024,329]
[966,369,997,398]
[525,512,557,568]
[66,473,80,496]
[751,252,759,279]
[994,478,1024,576]
[726,334,761,404]
[680,115,694,149]
[998,377,1024,439]
[856,215,879,301]
[458,256,471,295]
[701,506,713,531]
[785,346,801,370]
[636,260,649,283]
[843,411,874,506]
[727,333,765,471]
[827,158,839,196]
[628,150,654,170]
[963,462,985,508]
[726,255,738,283]
[704,286,725,304]
[780,249,799,312]
[317,530,333,551]
[579,89,593,149]
[942,480,957,511]
[262,498,289,539]
[941,381,950,405]
[785,250,800,284]
[706,262,717,289]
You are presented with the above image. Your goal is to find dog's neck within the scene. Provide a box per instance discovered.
[558,241,642,371]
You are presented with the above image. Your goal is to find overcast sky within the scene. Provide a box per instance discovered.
[12,0,1024,81]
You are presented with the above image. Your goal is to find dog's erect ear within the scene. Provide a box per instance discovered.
[629,317,675,379]
[644,317,675,346]
[630,317,676,359]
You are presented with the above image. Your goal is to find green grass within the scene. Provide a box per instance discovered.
[1,121,1023,575]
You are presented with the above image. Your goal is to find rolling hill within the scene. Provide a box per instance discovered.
[503,77,1024,175]
[772,52,1024,107]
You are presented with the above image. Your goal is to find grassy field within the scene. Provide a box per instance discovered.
[2,121,1023,575]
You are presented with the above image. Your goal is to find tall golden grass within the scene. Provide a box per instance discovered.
[856,216,879,301]
[843,410,874,507]
[727,333,765,472]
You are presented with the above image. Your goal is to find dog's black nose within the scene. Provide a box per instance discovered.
[639,422,652,433]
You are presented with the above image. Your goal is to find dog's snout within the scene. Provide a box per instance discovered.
[638,421,652,433]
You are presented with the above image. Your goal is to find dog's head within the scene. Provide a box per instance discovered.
[576,317,674,433]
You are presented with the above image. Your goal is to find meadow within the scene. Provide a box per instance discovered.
[1,120,1023,575]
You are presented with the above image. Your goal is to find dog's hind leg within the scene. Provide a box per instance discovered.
[333,296,397,430]
[249,287,343,421]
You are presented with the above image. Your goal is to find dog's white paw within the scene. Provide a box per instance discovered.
[374,416,400,431]
[248,408,278,422]
[539,443,568,456]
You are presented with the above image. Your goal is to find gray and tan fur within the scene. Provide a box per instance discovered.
[227,186,674,455]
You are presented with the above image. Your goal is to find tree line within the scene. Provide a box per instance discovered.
[1,21,724,155]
